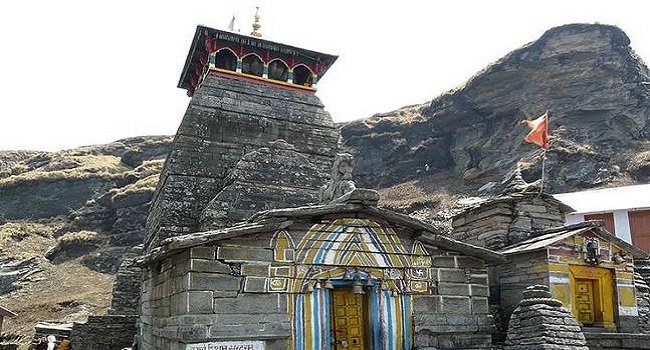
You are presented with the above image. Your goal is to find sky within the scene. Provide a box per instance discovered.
[1,0,649,151]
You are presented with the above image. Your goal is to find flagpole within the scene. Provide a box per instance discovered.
[539,110,550,197]
[538,148,547,197]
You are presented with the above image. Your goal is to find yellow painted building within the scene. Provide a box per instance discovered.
[501,222,646,332]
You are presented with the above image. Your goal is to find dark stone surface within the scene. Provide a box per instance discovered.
[504,285,588,350]
[145,74,338,252]
[109,252,141,315]
[71,315,137,350]
[341,23,650,192]
[584,332,650,350]
[200,139,327,230]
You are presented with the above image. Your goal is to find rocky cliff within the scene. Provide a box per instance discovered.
[0,136,172,272]
[342,23,650,196]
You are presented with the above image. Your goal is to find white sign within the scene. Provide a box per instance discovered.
[186,340,265,350]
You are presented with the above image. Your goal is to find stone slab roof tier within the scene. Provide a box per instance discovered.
[138,190,505,266]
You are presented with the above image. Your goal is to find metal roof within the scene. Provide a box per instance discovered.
[554,184,650,214]
[500,226,589,255]
[500,221,648,258]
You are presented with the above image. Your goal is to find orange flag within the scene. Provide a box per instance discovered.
[522,111,549,149]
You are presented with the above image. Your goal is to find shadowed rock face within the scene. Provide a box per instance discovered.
[342,23,650,192]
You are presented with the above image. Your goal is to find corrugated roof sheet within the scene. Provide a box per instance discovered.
[500,221,648,258]
[500,227,589,255]
[554,184,650,214]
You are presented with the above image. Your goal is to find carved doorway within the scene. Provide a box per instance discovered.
[331,288,367,350]
[569,265,615,330]
[575,279,596,325]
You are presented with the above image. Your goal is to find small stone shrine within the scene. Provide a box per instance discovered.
[504,284,588,350]
[451,172,650,347]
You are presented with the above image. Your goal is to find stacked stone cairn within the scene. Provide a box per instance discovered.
[504,285,588,350]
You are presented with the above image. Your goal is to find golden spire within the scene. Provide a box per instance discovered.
[250,7,262,37]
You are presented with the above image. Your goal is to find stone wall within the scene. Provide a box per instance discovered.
[109,254,141,315]
[413,254,493,349]
[635,259,650,333]
[139,246,290,350]
[145,74,339,252]
[71,315,137,350]
[492,251,549,338]
[585,333,650,350]
[199,140,328,230]
[139,216,495,350]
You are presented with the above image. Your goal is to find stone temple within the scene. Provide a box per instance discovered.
[128,22,650,350]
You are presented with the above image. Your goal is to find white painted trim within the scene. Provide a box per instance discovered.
[613,209,632,243]
[619,306,639,316]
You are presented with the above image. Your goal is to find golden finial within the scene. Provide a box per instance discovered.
[250,7,262,37]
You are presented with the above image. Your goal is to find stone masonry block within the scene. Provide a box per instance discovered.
[188,291,214,314]
[471,297,489,314]
[209,322,291,339]
[413,295,441,314]
[241,263,270,277]
[216,313,289,325]
[190,246,215,259]
[470,284,489,297]
[243,277,267,292]
[437,269,467,283]
[413,312,446,327]
[190,259,232,274]
[471,275,488,285]
[441,296,471,313]
[214,291,238,298]
[188,272,241,292]
[432,256,456,268]
[456,256,485,269]
[214,294,287,314]
[216,245,273,262]
[438,282,470,296]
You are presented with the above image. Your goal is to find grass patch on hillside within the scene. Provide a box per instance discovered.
[128,159,165,179]
[0,220,113,345]
[114,174,158,197]
[0,219,66,261]
[56,231,104,251]
[0,155,129,188]
[1,260,113,347]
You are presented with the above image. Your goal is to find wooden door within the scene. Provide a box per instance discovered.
[584,212,615,235]
[575,279,596,326]
[630,210,650,252]
[332,289,365,350]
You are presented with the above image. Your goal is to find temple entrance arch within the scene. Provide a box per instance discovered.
[287,218,423,350]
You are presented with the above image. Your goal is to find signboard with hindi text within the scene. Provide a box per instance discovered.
[185,341,265,350]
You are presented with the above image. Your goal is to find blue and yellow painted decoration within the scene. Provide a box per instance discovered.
[270,218,431,350]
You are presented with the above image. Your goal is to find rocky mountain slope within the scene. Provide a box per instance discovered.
[1,23,649,339]
[0,136,171,341]
[342,23,650,196]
